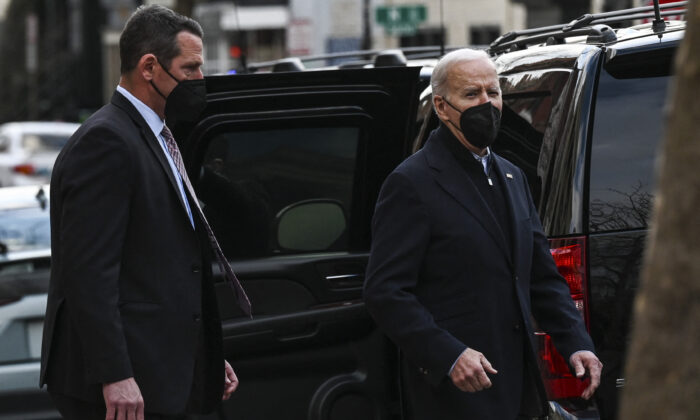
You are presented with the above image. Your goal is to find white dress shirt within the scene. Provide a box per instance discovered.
[116,85,194,228]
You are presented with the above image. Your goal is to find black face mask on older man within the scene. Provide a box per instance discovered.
[443,98,502,149]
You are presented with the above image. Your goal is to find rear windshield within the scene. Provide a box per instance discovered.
[493,67,574,235]
[494,93,554,207]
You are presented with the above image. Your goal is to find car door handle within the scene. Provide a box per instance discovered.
[325,273,363,280]
[276,324,319,342]
[325,273,364,288]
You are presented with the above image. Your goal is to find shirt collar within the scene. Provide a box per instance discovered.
[470,147,491,163]
[116,85,165,139]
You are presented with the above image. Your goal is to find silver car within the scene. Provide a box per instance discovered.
[0,185,57,419]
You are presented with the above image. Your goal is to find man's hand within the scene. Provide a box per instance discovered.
[569,350,603,400]
[222,360,239,400]
[449,348,498,392]
[102,377,144,420]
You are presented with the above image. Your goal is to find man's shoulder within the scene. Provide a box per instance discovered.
[84,99,132,127]
[393,147,430,178]
[56,101,141,169]
[72,101,139,142]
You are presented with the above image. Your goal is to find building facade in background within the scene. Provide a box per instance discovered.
[194,0,527,74]
[0,0,638,122]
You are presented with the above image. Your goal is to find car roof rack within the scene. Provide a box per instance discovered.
[489,0,686,54]
[246,45,464,73]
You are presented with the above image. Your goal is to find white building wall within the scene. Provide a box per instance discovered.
[289,0,332,56]
[375,0,526,47]
[290,0,527,55]
[290,0,366,58]
[197,0,527,70]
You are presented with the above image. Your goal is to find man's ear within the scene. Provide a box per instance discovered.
[139,54,158,82]
[433,95,450,123]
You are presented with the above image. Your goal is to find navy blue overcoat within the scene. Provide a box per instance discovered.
[364,125,594,420]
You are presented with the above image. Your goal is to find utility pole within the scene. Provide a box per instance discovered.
[25,12,38,120]
[362,0,372,50]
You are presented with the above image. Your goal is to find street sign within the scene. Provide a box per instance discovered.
[375,4,427,36]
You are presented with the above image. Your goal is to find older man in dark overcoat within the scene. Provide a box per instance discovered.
[364,48,602,420]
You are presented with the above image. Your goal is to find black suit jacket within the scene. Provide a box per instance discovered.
[40,91,224,415]
[364,125,594,420]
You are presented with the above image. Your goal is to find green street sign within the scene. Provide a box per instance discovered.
[376,4,427,35]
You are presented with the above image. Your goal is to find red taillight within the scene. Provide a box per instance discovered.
[13,164,36,175]
[550,242,586,321]
[537,236,589,400]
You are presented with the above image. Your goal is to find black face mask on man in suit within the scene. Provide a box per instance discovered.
[151,59,207,123]
[443,99,502,149]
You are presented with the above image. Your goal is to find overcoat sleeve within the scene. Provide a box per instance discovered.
[364,171,466,385]
[56,125,135,384]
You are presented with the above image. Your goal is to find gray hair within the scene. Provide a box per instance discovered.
[430,48,494,98]
[119,4,203,74]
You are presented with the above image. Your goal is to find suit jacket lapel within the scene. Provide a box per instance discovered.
[424,127,513,264]
[110,92,190,216]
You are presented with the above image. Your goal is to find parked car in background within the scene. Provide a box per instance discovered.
[0,122,80,187]
[0,185,56,419]
[0,249,56,420]
[0,185,50,255]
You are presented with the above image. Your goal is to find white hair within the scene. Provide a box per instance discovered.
[430,48,494,98]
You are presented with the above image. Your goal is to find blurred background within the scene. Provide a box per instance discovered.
[0,0,651,124]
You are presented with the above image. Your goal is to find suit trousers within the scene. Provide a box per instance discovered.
[49,392,194,420]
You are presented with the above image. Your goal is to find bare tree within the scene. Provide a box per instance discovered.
[620,1,700,418]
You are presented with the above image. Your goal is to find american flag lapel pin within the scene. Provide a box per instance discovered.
[506,173,514,179]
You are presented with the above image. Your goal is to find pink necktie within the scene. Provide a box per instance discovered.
[161,125,252,317]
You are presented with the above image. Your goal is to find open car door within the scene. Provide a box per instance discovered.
[176,66,421,420]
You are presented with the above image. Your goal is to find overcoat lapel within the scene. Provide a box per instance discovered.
[110,92,190,217]
[492,154,524,271]
[423,127,513,266]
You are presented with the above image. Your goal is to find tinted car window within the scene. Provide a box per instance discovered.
[589,68,671,232]
[198,126,359,259]
[494,69,571,211]
[494,99,548,206]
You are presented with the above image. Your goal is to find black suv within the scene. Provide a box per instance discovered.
[488,9,682,420]
[0,2,685,419]
[175,6,681,418]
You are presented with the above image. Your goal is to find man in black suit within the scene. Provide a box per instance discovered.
[40,5,247,419]
[363,49,602,419]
